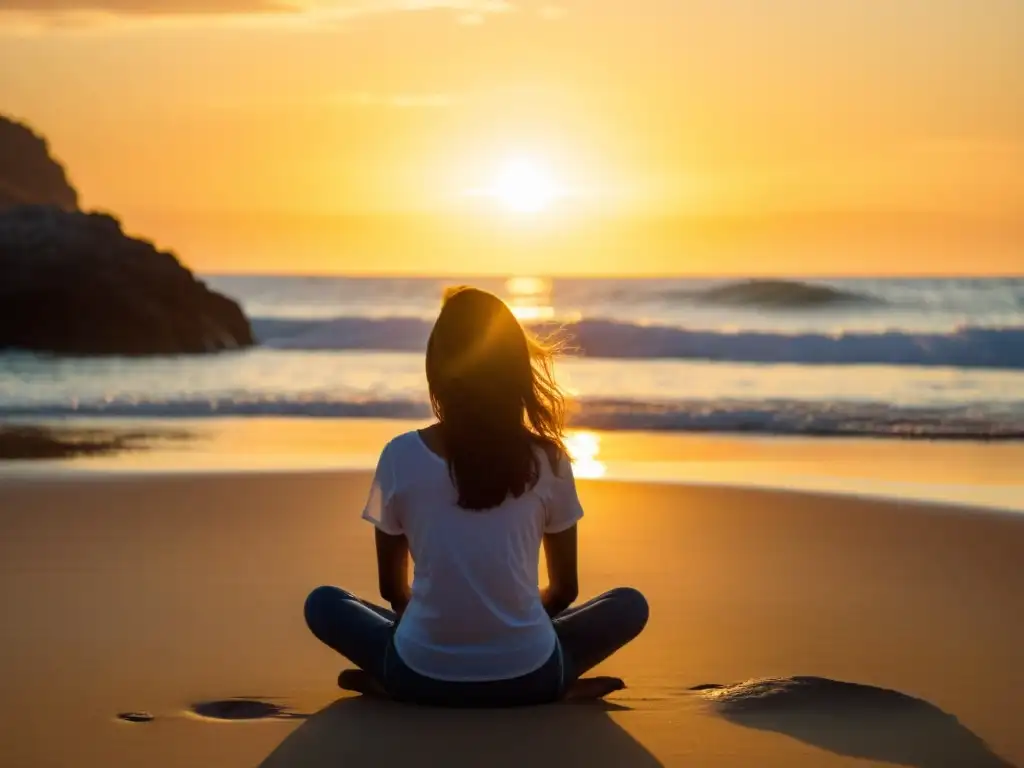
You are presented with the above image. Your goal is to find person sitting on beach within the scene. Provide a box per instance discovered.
[304,286,649,707]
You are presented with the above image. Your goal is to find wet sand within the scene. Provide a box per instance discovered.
[11,416,1024,512]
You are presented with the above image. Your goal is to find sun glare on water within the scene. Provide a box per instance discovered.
[505,276,555,321]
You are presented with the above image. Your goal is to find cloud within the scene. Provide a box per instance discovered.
[0,0,518,37]
[0,0,512,16]
[0,0,295,13]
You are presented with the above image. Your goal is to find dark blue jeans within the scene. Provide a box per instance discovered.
[304,586,649,708]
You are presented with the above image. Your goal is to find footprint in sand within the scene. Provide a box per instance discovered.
[691,676,949,713]
[691,676,1015,768]
[189,698,309,721]
[116,711,154,723]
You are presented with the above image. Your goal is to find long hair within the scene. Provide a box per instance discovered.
[426,286,567,510]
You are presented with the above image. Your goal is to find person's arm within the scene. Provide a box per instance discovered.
[541,524,579,617]
[375,528,412,616]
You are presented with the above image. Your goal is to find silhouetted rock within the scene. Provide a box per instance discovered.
[0,206,253,355]
[0,117,252,355]
[0,115,79,210]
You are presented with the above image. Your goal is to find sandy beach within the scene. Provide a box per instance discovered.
[2,466,1021,767]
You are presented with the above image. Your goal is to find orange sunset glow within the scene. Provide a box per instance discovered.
[2,1,1021,275]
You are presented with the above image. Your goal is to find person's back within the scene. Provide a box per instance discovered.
[364,430,582,681]
[304,286,649,707]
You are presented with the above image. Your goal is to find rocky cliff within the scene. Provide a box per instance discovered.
[0,116,78,210]
[0,118,253,356]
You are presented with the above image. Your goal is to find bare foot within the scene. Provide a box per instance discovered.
[338,669,624,704]
[337,669,389,698]
[564,676,626,701]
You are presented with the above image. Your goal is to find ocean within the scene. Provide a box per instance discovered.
[2,275,1023,440]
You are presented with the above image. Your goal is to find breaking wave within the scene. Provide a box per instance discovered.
[253,316,1024,370]
[3,397,1021,440]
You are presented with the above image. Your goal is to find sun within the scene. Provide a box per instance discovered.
[490,158,560,213]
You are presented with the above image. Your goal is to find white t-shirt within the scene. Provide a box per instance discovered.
[361,429,585,682]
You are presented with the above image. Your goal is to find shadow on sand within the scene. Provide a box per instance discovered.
[695,676,1016,768]
[258,695,663,768]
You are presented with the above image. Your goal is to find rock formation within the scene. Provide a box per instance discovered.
[0,116,253,356]
[0,116,78,210]
[0,206,253,355]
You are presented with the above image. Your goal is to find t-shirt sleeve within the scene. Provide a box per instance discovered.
[361,442,403,536]
[542,451,585,534]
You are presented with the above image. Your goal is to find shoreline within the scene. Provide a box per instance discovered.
[1,416,1022,513]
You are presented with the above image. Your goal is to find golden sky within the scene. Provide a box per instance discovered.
[2,0,1022,275]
